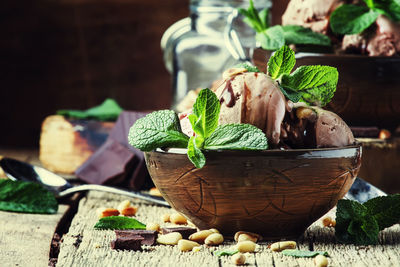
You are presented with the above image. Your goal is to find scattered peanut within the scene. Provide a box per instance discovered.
[322,216,336,227]
[157,232,182,245]
[236,241,256,253]
[120,206,137,216]
[270,241,297,252]
[149,187,162,197]
[234,231,262,243]
[170,213,187,225]
[162,213,171,223]
[117,200,131,211]
[177,239,200,252]
[192,246,202,252]
[146,222,160,232]
[231,253,246,265]
[204,233,224,246]
[96,208,120,218]
[189,229,217,243]
[314,255,329,267]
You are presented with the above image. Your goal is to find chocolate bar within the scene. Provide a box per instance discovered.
[115,230,158,246]
[110,235,144,250]
[161,227,197,239]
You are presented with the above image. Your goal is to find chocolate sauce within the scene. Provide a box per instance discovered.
[219,79,236,107]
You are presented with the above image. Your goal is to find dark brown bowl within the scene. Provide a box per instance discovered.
[145,144,362,239]
[252,49,400,130]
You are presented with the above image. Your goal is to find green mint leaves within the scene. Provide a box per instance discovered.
[187,89,268,168]
[128,88,268,169]
[213,249,239,257]
[267,46,338,106]
[239,0,330,50]
[330,0,400,35]
[234,63,261,73]
[0,179,58,214]
[94,216,146,230]
[128,110,189,151]
[335,194,400,245]
[281,249,329,258]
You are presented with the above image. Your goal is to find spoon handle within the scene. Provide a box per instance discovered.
[59,184,170,207]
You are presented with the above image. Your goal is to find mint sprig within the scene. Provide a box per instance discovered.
[239,0,330,50]
[128,110,189,151]
[330,0,400,35]
[335,194,400,245]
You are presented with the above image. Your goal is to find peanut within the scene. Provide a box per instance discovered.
[156,232,182,245]
[204,233,224,246]
[314,255,328,267]
[96,208,119,218]
[270,241,297,252]
[189,229,216,243]
[162,213,171,223]
[231,253,246,265]
[322,216,336,227]
[120,206,137,216]
[117,200,131,211]
[234,231,262,243]
[146,222,160,232]
[170,213,187,225]
[177,239,200,252]
[236,241,256,253]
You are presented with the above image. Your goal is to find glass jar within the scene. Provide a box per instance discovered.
[162,0,272,109]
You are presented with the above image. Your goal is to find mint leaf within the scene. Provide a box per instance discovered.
[234,63,261,73]
[282,25,331,46]
[94,216,146,230]
[279,86,302,103]
[191,88,220,139]
[330,5,379,34]
[213,249,239,257]
[282,249,329,258]
[0,179,58,214]
[364,0,375,9]
[267,45,296,79]
[373,0,400,21]
[256,25,285,50]
[128,110,189,151]
[238,0,266,32]
[335,199,380,245]
[204,124,268,150]
[187,136,206,168]
[57,98,123,121]
[258,8,270,29]
[364,194,400,231]
[280,65,338,107]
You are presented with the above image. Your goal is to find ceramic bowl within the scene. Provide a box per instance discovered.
[145,144,362,239]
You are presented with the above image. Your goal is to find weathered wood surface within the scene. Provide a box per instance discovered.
[0,205,69,267]
[57,191,400,267]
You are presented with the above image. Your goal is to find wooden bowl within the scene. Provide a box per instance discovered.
[252,49,400,130]
[145,144,362,239]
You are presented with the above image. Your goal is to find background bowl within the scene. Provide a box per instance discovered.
[145,144,362,239]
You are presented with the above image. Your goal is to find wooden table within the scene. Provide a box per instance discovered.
[1,150,399,266]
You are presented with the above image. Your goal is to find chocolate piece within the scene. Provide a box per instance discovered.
[111,235,144,250]
[76,111,152,190]
[161,227,197,239]
[115,230,157,246]
[350,127,380,138]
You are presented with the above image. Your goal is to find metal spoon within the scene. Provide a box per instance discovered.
[0,157,170,207]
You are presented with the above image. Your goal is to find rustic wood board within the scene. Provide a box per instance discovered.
[0,205,68,266]
[57,192,400,267]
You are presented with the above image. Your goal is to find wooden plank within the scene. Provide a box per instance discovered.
[0,205,68,266]
[57,192,400,266]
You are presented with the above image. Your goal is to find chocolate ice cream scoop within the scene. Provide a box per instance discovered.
[214,70,292,145]
[367,15,400,56]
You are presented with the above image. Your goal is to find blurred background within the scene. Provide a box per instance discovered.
[0,0,289,148]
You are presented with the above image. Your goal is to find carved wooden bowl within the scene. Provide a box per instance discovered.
[145,144,362,239]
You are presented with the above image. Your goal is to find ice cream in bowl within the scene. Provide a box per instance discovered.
[128,46,361,239]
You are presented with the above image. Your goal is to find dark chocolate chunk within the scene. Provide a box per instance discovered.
[115,230,158,246]
[161,227,197,239]
[111,235,144,251]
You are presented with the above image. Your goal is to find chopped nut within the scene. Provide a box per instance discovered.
[234,231,262,243]
[189,229,216,243]
[231,253,246,265]
[270,241,296,252]
[162,213,171,223]
[146,222,161,232]
[322,216,336,227]
[314,254,329,267]
[157,232,182,245]
[177,239,200,252]
[96,208,120,218]
[117,200,131,212]
[149,187,162,197]
[170,213,187,225]
[204,233,224,246]
[236,241,256,253]
[120,206,137,216]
